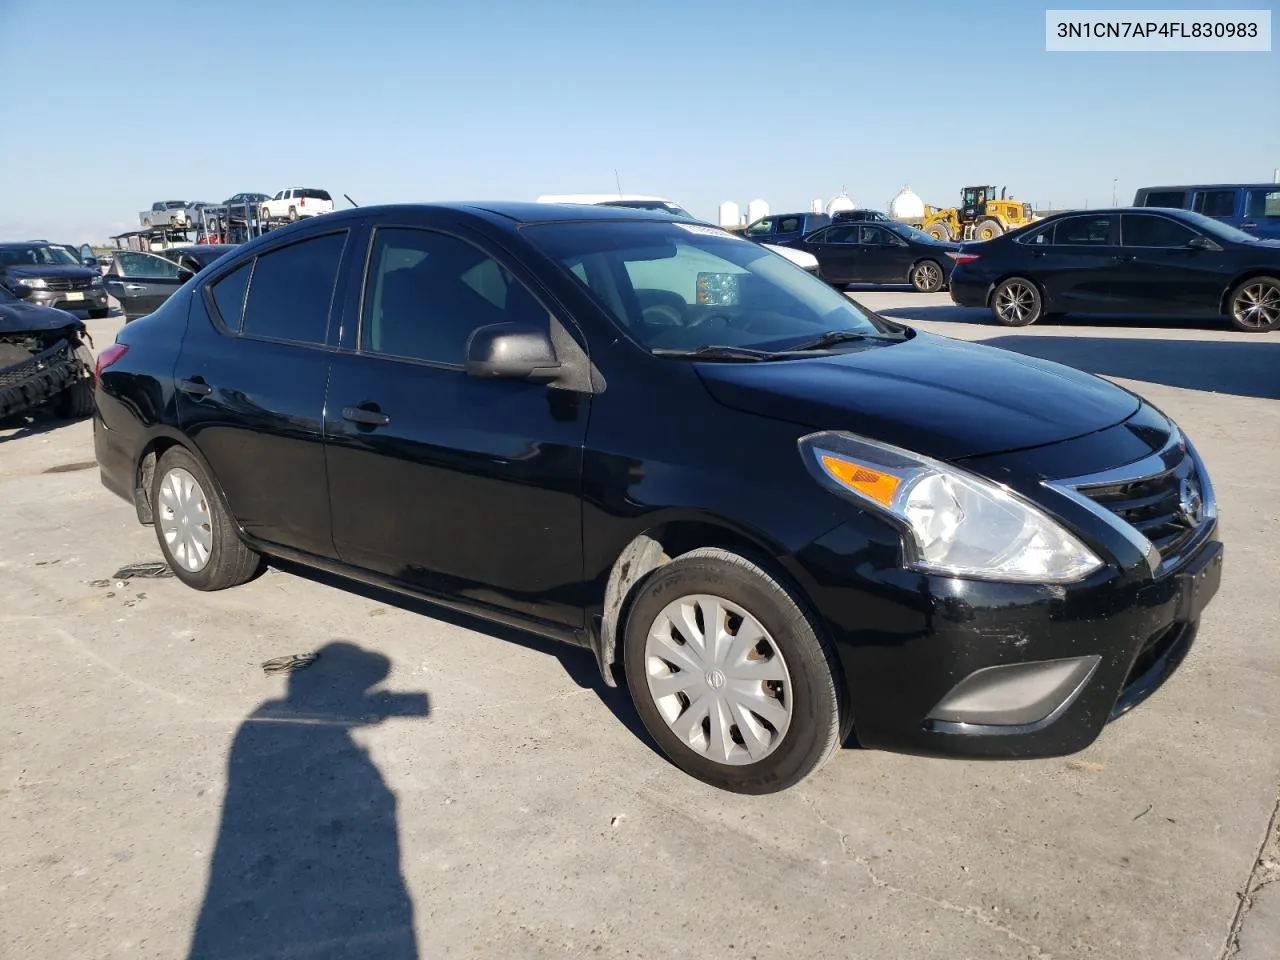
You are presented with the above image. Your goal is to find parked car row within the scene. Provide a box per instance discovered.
[93,201,1223,794]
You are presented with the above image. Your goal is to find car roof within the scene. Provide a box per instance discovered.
[320,201,687,225]
[0,240,53,247]
[1136,183,1277,192]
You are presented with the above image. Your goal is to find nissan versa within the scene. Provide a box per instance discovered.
[92,203,1224,794]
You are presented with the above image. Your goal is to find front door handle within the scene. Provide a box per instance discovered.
[123,283,146,292]
[1241,222,1257,229]
[1112,254,1137,262]
[178,378,212,397]
[342,405,390,427]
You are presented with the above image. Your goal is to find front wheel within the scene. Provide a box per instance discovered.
[151,447,263,591]
[1227,276,1280,332]
[622,548,846,794]
[926,221,952,241]
[911,259,944,293]
[53,346,96,418]
[991,277,1042,326]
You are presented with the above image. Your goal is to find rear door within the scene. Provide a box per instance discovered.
[1242,187,1280,240]
[322,217,590,627]
[806,225,860,282]
[1115,213,1230,315]
[174,223,356,558]
[858,225,912,283]
[1035,214,1122,309]
[772,214,805,246]
[104,251,190,318]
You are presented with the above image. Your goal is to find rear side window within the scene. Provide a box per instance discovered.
[1244,189,1280,220]
[299,189,332,201]
[209,262,252,330]
[240,231,347,345]
[1121,214,1198,248]
[1017,223,1054,246]
[777,216,802,233]
[1192,190,1237,218]
[824,226,858,244]
[1142,191,1187,208]
[1055,215,1114,245]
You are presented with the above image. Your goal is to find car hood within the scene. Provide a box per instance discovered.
[763,244,819,269]
[695,330,1141,461]
[1,264,97,281]
[0,299,85,334]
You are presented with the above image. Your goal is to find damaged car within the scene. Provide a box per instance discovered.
[0,285,96,422]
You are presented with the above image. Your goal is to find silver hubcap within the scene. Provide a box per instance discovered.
[1233,282,1280,329]
[157,467,213,572]
[644,594,793,766]
[996,282,1036,323]
[915,263,940,289]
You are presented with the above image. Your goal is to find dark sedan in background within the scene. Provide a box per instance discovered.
[93,202,1221,794]
[0,241,110,318]
[103,245,236,320]
[792,221,961,292]
[949,207,1280,331]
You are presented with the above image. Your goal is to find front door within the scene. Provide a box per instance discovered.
[323,223,590,628]
[1040,213,1121,310]
[1115,213,1230,315]
[1242,187,1280,240]
[104,251,189,318]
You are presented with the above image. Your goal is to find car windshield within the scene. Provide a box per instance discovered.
[1166,208,1261,244]
[522,220,890,355]
[0,244,81,267]
[887,223,936,244]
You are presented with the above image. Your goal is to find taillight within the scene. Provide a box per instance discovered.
[950,253,981,266]
[300,196,305,206]
[94,343,128,388]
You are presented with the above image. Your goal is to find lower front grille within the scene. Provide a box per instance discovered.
[1075,451,1203,563]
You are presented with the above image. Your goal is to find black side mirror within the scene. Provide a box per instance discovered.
[465,322,561,381]
[1187,236,1218,251]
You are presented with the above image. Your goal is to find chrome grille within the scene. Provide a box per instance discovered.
[42,277,93,292]
[1075,450,1204,563]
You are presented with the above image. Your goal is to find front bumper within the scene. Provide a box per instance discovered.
[21,287,109,313]
[789,522,1222,758]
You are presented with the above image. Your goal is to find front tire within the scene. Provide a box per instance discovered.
[287,206,298,222]
[622,548,845,794]
[975,219,1004,241]
[911,259,944,293]
[1227,276,1280,332]
[991,277,1042,326]
[926,221,952,241]
[53,346,96,418]
[151,447,263,591]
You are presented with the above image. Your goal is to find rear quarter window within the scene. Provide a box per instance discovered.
[1141,191,1188,208]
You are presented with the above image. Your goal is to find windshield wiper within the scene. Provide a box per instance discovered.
[651,344,785,362]
[786,330,877,352]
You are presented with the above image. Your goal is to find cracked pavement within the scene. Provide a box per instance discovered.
[2,299,1278,959]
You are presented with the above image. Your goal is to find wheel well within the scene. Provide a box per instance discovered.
[132,436,184,524]
[1218,270,1280,316]
[593,520,791,687]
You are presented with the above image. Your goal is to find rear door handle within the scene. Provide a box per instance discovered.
[1241,222,1257,229]
[123,283,146,292]
[1112,254,1137,262]
[178,378,212,397]
[342,405,390,427]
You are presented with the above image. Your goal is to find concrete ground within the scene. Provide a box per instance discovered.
[1,291,1277,960]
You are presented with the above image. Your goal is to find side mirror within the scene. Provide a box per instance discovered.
[465,322,561,381]
[178,267,196,281]
[1187,236,1218,251]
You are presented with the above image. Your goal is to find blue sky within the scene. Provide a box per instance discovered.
[1,0,1276,242]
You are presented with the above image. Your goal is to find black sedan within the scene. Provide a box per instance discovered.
[949,207,1280,332]
[94,202,1222,794]
[790,221,961,292]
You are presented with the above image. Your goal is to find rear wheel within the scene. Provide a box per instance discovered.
[925,221,952,241]
[1227,276,1280,332]
[622,547,846,794]
[911,259,944,293]
[259,207,271,223]
[287,206,298,222]
[991,277,1042,326]
[151,447,263,591]
[975,219,1004,241]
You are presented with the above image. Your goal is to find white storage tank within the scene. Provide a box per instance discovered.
[810,198,824,214]
[718,201,741,227]
[889,186,925,221]
[746,198,769,224]
[825,191,855,215]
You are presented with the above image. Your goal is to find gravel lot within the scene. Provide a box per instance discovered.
[2,291,1277,959]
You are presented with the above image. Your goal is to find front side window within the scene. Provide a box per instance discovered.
[116,251,183,278]
[1245,189,1280,220]
[240,231,347,345]
[361,227,546,366]
[1192,190,1237,218]
[522,220,886,354]
[746,218,774,237]
[1055,215,1114,245]
[1121,214,1198,248]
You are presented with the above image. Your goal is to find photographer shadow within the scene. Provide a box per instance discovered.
[187,640,428,960]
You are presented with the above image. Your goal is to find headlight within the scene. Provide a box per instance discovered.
[15,277,47,288]
[799,431,1103,583]
[90,275,103,287]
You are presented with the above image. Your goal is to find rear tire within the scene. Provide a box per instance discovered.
[622,547,846,794]
[1227,276,1280,332]
[975,219,1004,241]
[910,259,945,293]
[991,277,1042,326]
[151,447,263,591]
[288,206,298,222]
[926,221,953,241]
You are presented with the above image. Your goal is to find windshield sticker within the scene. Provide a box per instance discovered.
[674,222,748,241]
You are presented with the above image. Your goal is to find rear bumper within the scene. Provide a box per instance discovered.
[789,523,1223,759]
[93,410,139,508]
[947,273,990,308]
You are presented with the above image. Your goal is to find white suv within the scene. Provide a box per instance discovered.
[260,188,334,222]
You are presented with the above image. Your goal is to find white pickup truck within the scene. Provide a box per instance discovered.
[259,188,335,223]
